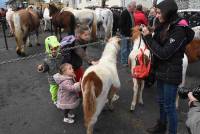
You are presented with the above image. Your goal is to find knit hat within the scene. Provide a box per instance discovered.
[45,36,60,56]
[156,0,178,22]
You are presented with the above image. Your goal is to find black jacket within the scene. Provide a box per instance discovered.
[144,18,194,84]
[119,9,133,37]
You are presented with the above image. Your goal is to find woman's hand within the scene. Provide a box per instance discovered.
[37,64,44,72]
[141,26,151,36]
[188,92,198,106]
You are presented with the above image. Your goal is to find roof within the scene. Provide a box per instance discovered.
[178,9,200,12]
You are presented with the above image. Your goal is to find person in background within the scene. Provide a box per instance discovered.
[133,4,148,26]
[141,0,194,134]
[119,1,136,66]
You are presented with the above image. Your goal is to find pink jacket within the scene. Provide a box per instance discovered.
[53,73,80,110]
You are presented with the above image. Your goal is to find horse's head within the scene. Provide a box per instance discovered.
[131,26,142,42]
[107,36,121,50]
[49,3,59,16]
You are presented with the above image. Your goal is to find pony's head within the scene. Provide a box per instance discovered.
[49,3,59,16]
[107,36,121,50]
[131,26,142,41]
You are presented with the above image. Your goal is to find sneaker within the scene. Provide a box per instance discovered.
[53,101,57,105]
[112,94,119,102]
[63,117,74,124]
[68,113,75,118]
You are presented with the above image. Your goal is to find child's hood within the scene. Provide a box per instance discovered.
[53,73,73,84]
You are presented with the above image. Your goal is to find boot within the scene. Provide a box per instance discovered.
[146,120,167,134]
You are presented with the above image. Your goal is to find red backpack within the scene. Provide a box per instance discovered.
[132,48,151,79]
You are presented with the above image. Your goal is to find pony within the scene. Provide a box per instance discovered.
[48,3,76,41]
[128,26,151,111]
[61,7,97,41]
[6,7,14,35]
[11,8,40,56]
[95,8,113,41]
[81,37,121,134]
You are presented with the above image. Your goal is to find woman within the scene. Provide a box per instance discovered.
[141,1,194,134]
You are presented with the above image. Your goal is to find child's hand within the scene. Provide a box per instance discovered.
[91,60,99,65]
[37,64,44,72]
[74,82,81,91]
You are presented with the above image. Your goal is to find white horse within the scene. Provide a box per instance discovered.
[61,7,97,41]
[6,7,14,35]
[43,7,52,31]
[81,37,121,134]
[95,8,113,41]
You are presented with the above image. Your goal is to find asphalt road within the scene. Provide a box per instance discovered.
[0,31,200,134]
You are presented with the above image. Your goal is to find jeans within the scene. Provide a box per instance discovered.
[120,35,132,64]
[157,80,178,134]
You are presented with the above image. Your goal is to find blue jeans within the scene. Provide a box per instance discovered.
[157,80,178,134]
[120,35,132,64]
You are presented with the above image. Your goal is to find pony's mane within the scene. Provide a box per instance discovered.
[132,26,141,41]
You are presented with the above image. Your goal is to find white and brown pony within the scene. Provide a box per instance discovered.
[61,7,97,41]
[128,26,151,111]
[95,8,113,41]
[81,37,121,134]
[11,8,40,56]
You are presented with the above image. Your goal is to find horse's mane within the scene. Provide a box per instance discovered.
[132,26,141,41]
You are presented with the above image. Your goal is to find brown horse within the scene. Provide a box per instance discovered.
[48,3,75,40]
[186,39,200,63]
[11,8,40,56]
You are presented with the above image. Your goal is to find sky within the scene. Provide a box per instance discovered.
[0,0,6,8]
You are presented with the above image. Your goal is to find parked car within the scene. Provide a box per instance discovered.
[178,9,200,27]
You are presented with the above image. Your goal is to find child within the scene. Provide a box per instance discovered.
[61,25,98,82]
[53,63,80,123]
[37,36,62,104]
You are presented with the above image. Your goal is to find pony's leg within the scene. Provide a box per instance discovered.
[176,54,188,109]
[107,85,117,111]
[35,30,40,46]
[139,80,145,105]
[130,78,139,111]
[59,27,62,41]
[27,36,32,47]
[44,19,47,31]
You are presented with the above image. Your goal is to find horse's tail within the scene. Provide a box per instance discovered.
[70,13,76,35]
[91,12,97,41]
[106,10,113,40]
[82,77,96,128]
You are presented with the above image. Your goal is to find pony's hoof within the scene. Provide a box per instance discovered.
[108,105,114,112]
[130,105,135,111]
[28,43,33,47]
[20,52,26,57]
[16,50,21,56]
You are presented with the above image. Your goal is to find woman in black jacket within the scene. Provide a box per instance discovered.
[141,1,194,134]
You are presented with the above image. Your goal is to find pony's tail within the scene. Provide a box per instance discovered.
[82,80,96,128]
[106,10,113,40]
[91,12,97,41]
[12,13,23,39]
[70,13,76,35]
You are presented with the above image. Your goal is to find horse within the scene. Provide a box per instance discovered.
[128,26,151,111]
[61,7,97,41]
[81,37,121,134]
[11,8,41,56]
[6,7,14,35]
[48,3,76,41]
[95,8,113,41]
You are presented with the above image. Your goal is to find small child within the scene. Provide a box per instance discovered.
[37,36,62,104]
[61,25,98,82]
[53,63,80,124]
